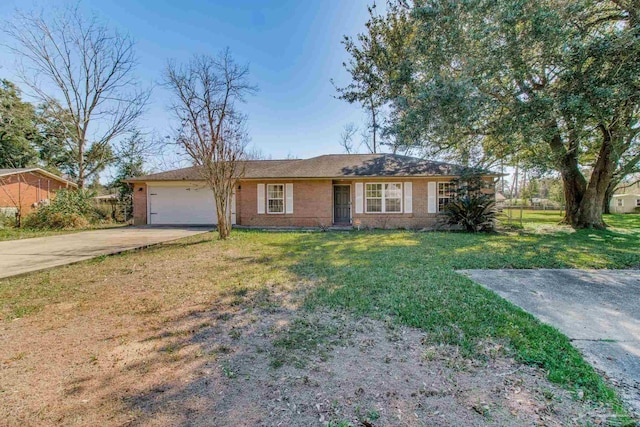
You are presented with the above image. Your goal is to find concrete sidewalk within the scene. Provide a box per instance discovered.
[459,269,640,415]
[0,226,212,279]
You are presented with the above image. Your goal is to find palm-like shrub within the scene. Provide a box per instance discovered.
[440,171,497,232]
[441,195,496,232]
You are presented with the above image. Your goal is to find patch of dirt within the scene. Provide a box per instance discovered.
[1,302,620,426]
[0,235,630,425]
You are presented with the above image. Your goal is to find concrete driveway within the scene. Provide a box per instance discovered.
[0,226,212,279]
[459,269,640,414]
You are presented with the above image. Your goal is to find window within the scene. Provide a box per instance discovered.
[438,182,454,212]
[267,184,284,213]
[636,199,640,207]
[365,183,402,213]
[617,199,624,207]
[385,183,402,212]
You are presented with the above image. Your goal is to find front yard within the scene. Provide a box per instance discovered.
[1,213,638,426]
[0,223,127,242]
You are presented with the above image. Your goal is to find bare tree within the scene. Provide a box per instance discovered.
[165,49,256,240]
[4,6,149,188]
[245,146,272,160]
[360,118,377,154]
[339,122,358,154]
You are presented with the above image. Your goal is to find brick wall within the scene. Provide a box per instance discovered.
[132,183,147,225]
[238,180,333,227]
[0,172,69,216]
[129,177,495,229]
[351,178,444,230]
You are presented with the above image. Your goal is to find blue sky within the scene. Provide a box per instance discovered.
[0,0,376,167]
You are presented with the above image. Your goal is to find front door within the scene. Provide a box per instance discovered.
[333,185,351,224]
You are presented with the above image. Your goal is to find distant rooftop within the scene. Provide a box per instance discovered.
[0,168,77,187]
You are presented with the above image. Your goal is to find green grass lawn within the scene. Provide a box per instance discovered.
[269,214,638,407]
[256,211,637,419]
[1,211,638,422]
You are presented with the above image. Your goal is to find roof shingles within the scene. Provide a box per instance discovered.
[126,154,495,182]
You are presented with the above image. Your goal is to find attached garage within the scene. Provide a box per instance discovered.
[127,154,501,228]
[147,184,235,225]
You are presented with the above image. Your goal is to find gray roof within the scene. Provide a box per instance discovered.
[126,154,496,182]
[0,168,33,176]
[0,168,77,186]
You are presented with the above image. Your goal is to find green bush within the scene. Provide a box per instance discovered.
[441,196,497,232]
[0,211,17,228]
[94,203,116,221]
[24,211,90,229]
[23,189,99,229]
[440,171,497,232]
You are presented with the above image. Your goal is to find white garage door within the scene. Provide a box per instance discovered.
[148,185,235,225]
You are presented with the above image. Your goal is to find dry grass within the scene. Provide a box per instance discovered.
[0,233,298,425]
[0,226,636,425]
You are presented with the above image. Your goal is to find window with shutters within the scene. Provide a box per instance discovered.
[438,182,454,212]
[365,183,402,213]
[267,184,285,214]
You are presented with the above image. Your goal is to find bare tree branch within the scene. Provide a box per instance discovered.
[4,5,150,188]
[339,122,358,154]
[164,49,257,240]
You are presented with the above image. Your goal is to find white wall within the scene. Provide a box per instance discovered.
[610,194,640,214]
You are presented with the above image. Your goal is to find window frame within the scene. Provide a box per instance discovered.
[437,182,455,212]
[617,198,624,207]
[364,182,403,214]
[266,183,285,214]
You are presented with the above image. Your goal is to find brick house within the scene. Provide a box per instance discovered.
[125,154,498,229]
[0,168,77,217]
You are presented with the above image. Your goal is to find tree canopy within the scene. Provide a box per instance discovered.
[0,79,40,168]
[339,0,640,228]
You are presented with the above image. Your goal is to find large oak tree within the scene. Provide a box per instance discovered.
[342,0,639,228]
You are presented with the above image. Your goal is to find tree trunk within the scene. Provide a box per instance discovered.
[573,194,606,229]
[77,135,85,189]
[370,97,377,154]
[217,214,229,240]
[571,126,617,229]
[602,179,617,214]
[557,151,587,226]
[213,188,232,240]
[215,197,229,240]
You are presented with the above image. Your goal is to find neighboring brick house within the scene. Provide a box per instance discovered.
[0,168,77,216]
[125,154,499,229]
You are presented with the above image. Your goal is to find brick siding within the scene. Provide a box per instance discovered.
[131,177,495,229]
[0,172,70,216]
[238,180,333,227]
[132,183,147,225]
[351,178,441,229]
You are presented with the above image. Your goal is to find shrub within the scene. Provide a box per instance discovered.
[440,171,497,232]
[23,189,98,229]
[94,203,116,222]
[0,211,17,228]
[441,196,497,232]
[24,211,90,229]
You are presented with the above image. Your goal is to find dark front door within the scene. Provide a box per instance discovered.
[334,185,351,224]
